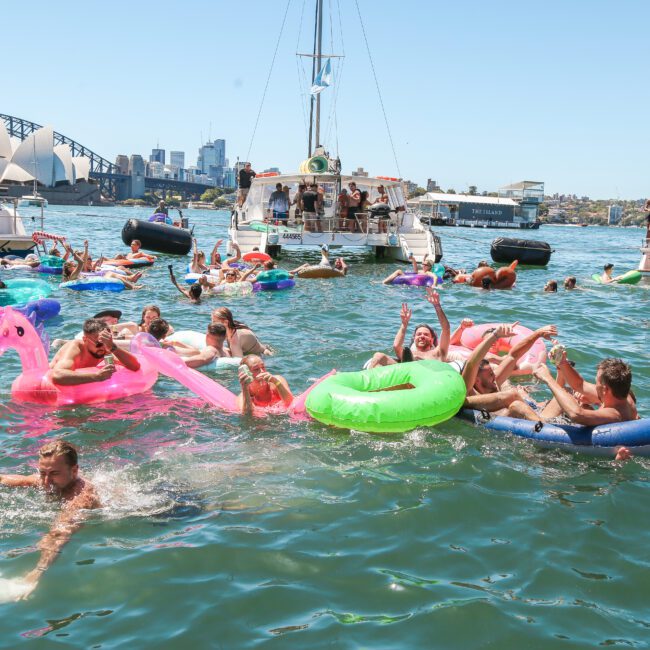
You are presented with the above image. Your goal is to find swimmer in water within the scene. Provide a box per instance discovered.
[600,263,626,284]
[382,254,438,285]
[0,440,100,600]
[168,265,202,303]
[237,354,294,416]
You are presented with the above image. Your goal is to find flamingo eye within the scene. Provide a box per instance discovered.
[15,326,24,337]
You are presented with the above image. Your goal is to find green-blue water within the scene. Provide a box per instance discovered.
[1,207,649,647]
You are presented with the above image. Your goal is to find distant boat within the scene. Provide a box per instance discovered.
[0,202,40,257]
[17,194,48,208]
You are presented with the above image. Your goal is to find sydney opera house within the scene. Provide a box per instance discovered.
[0,124,98,205]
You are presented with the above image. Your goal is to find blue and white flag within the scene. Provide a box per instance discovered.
[310,58,332,96]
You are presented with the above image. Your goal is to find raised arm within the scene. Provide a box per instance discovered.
[494,324,555,384]
[168,265,190,298]
[210,239,223,266]
[238,366,254,416]
[392,303,412,360]
[240,263,260,282]
[223,242,241,267]
[450,318,473,346]
[555,352,598,402]
[426,288,450,359]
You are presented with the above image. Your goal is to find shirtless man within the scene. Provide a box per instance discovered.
[460,323,557,415]
[0,440,100,599]
[237,354,294,416]
[368,288,450,367]
[50,318,141,385]
[126,239,156,262]
[531,356,637,426]
[171,323,232,369]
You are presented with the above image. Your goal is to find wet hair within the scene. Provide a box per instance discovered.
[411,323,438,348]
[189,283,202,299]
[481,276,492,289]
[263,260,275,270]
[544,280,558,292]
[63,261,76,279]
[242,354,263,370]
[477,260,489,268]
[597,358,632,399]
[564,276,577,289]
[0,280,5,289]
[148,318,170,341]
[207,323,226,338]
[83,318,109,335]
[131,239,142,247]
[212,306,248,331]
[140,304,161,325]
[39,439,78,467]
[604,263,614,271]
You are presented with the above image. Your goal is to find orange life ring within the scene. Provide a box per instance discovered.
[243,251,272,263]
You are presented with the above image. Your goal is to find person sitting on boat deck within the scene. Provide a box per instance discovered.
[0,440,100,600]
[544,279,558,292]
[301,182,322,233]
[382,254,437,285]
[168,265,202,303]
[267,182,290,224]
[459,323,558,416]
[0,254,41,268]
[126,239,156,262]
[212,306,272,356]
[50,318,141,385]
[171,323,231,369]
[600,263,626,284]
[238,163,256,207]
[564,276,577,290]
[522,355,639,428]
[368,288,450,368]
[238,354,293,416]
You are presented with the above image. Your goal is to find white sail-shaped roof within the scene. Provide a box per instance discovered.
[0,162,35,183]
[6,126,54,186]
[72,156,90,181]
[0,123,11,178]
[53,143,74,184]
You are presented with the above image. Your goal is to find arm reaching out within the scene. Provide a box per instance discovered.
[426,288,450,359]
[392,303,411,360]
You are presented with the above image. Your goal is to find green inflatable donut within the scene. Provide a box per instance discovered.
[306,360,466,433]
[0,278,52,307]
[592,270,642,285]
[255,269,291,283]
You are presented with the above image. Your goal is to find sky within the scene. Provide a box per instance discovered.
[4,0,649,199]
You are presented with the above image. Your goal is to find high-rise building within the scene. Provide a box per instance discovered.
[198,139,227,183]
[115,155,129,175]
[170,151,185,170]
[351,167,369,177]
[150,148,165,164]
[608,204,623,225]
[128,155,145,198]
[426,179,440,192]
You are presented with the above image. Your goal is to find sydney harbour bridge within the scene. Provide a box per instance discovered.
[0,114,213,201]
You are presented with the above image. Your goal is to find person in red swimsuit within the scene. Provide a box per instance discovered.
[237,355,294,415]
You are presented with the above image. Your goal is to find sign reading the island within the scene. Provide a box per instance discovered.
[458,203,514,222]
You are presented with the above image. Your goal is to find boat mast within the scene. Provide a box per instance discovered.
[307,0,323,157]
[314,0,323,153]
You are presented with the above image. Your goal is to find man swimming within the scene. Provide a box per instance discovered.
[0,440,99,599]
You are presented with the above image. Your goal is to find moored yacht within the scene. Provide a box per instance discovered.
[0,200,39,257]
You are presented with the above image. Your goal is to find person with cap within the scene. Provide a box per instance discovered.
[50,318,141,386]
[51,308,129,350]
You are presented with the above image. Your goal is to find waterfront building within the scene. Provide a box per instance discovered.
[223,168,236,189]
[608,204,623,225]
[198,139,226,182]
[408,180,544,229]
[128,155,145,198]
[150,148,165,164]
[115,155,129,175]
[426,179,440,192]
[351,167,369,177]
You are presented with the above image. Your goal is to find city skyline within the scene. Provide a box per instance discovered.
[4,0,649,199]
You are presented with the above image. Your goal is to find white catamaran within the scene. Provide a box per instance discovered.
[228,0,441,264]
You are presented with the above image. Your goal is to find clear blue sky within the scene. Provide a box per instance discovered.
[5,0,649,199]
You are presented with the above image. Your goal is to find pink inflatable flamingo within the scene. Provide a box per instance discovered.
[0,306,158,406]
[130,333,334,418]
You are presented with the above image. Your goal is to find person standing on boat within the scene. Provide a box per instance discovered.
[337,188,349,230]
[301,182,322,233]
[157,200,168,216]
[238,163,256,207]
[347,182,361,232]
[644,199,650,240]
[292,183,306,225]
[267,182,290,224]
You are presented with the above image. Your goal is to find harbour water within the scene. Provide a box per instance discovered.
[0,206,649,647]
